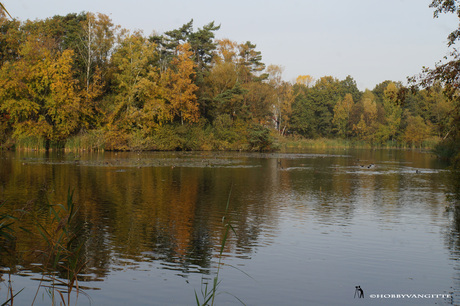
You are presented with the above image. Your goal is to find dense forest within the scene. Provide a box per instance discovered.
[0,10,458,157]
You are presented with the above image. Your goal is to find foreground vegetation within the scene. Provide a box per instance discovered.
[0,2,459,165]
[0,189,88,305]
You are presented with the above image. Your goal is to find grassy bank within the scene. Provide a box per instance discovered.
[2,123,277,152]
[3,128,441,153]
[277,136,441,151]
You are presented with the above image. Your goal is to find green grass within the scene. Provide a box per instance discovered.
[278,137,440,151]
[4,128,442,153]
[64,130,105,152]
[14,136,47,151]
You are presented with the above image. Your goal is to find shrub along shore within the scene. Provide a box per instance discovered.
[8,129,440,153]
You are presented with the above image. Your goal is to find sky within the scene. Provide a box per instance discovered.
[5,0,459,90]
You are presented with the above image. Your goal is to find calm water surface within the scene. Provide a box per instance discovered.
[0,149,459,305]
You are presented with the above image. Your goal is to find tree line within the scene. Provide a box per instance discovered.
[0,10,456,153]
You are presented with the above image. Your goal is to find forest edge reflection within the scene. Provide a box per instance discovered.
[0,149,458,305]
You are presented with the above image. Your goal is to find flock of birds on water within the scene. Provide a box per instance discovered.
[277,158,422,174]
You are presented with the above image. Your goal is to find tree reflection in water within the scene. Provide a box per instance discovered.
[444,171,460,305]
[0,149,457,305]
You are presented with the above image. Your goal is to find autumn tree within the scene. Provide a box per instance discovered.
[163,43,199,125]
[0,36,81,146]
[352,90,378,141]
[296,75,315,88]
[19,13,87,58]
[0,14,22,66]
[267,65,294,135]
[151,20,220,118]
[137,68,170,133]
[244,81,273,124]
[267,64,284,131]
[211,39,266,84]
[202,39,267,122]
[333,93,354,138]
[403,115,431,147]
[405,82,454,139]
[203,40,246,121]
[204,39,239,98]
[423,85,453,138]
[78,12,117,93]
[6,13,106,129]
[410,0,460,165]
[381,82,402,142]
[110,30,156,131]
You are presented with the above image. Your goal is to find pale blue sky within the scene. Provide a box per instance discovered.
[5,0,458,90]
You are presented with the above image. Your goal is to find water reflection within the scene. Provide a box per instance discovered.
[1,152,285,276]
[443,171,460,304]
[0,149,457,305]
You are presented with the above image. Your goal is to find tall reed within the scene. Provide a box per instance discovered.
[64,130,105,152]
[31,188,88,306]
[14,136,46,151]
[195,186,246,306]
[0,201,21,306]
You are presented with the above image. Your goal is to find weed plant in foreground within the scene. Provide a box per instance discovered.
[195,186,249,306]
[0,189,90,306]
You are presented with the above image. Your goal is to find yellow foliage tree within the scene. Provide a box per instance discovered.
[404,115,431,147]
[267,65,294,135]
[215,39,238,64]
[352,90,378,141]
[382,82,402,141]
[110,30,156,130]
[333,93,354,137]
[296,75,315,87]
[137,69,171,132]
[0,36,81,144]
[164,43,199,125]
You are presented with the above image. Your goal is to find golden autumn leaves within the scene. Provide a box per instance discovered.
[0,27,199,145]
[0,38,81,142]
[109,32,199,132]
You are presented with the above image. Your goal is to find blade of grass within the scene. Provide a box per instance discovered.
[220,291,247,306]
[56,289,66,306]
[1,288,24,306]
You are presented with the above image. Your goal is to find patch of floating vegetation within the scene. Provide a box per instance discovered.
[17,152,353,169]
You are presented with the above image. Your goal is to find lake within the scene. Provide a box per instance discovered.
[0,149,459,305]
